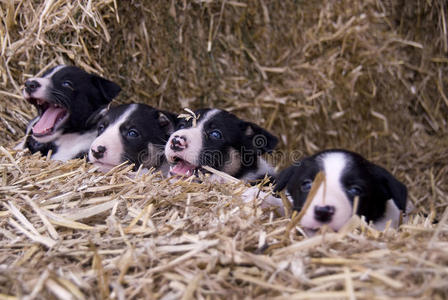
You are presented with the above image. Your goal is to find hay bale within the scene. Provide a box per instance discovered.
[0,0,447,298]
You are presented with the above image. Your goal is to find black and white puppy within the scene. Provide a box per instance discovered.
[165,109,278,182]
[274,149,408,232]
[17,65,121,161]
[89,103,177,173]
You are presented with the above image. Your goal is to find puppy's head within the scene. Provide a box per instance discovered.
[275,149,407,232]
[23,65,121,143]
[89,103,176,172]
[165,109,278,179]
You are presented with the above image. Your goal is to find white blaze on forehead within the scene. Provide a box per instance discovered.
[89,104,137,171]
[300,152,353,231]
[165,109,221,166]
[195,109,221,131]
[43,65,66,78]
[321,152,348,192]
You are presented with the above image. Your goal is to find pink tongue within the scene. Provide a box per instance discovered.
[33,106,66,135]
[171,160,196,176]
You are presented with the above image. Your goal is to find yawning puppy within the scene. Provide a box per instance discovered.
[89,103,177,173]
[274,149,408,232]
[17,65,121,161]
[165,109,278,182]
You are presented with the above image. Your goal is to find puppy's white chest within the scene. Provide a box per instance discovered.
[52,131,97,161]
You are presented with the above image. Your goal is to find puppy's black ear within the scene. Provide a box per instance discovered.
[274,165,296,193]
[240,121,278,154]
[92,75,121,104]
[371,164,408,211]
[157,111,176,135]
[85,106,109,128]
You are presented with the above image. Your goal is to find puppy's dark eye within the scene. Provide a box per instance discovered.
[209,129,222,140]
[62,80,73,89]
[127,129,139,138]
[346,185,362,197]
[301,179,312,192]
[177,123,186,130]
[97,123,106,135]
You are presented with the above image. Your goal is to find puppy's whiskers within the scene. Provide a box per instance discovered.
[51,90,70,108]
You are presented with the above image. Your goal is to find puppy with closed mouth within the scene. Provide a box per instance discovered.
[274,149,409,233]
[16,65,121,161]
[165,109,278,182]
[89,103,177,173]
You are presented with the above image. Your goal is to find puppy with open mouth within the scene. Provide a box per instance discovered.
[16,65,121,161]
[274,149,409,233]
[89,103,177,173]
[165,109,278,182]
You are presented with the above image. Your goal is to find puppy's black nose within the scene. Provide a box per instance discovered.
[170,135,187,152]
[25,80,41,94]
[314,205,335,223]
[92,145,106,159]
